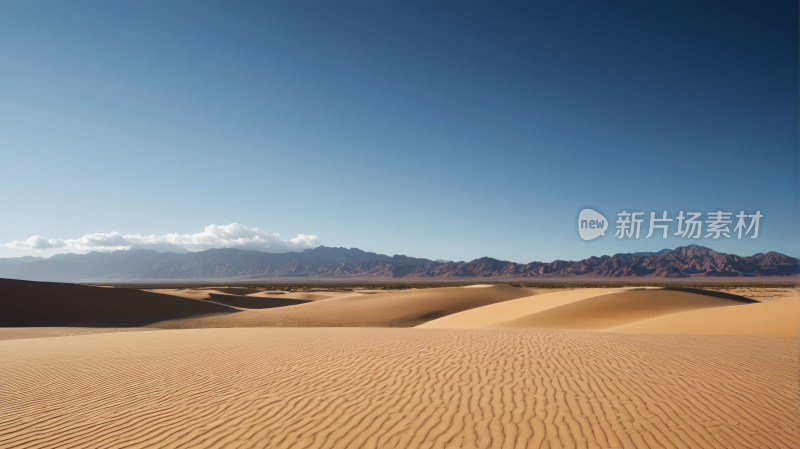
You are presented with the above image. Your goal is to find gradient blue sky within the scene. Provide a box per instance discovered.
[1,0,797,262]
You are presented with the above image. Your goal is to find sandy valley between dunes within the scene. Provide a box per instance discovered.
[0,281,798,448]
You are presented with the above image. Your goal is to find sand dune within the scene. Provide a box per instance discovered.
[0,278,234,327]
[419,287,769,334]
[610,297,800,337]
[418,288,630,329]
[200,294,312,310]
[245,291,336,300]
[0,328,797,449]
[146,284,558,329]
[0,282,558,338]
[149,289,341,302]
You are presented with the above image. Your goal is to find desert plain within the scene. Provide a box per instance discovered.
[0,279,798,448]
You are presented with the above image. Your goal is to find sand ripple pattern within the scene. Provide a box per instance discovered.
[0,328,797,448]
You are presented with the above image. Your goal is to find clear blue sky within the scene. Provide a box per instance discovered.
[1,0,797,262]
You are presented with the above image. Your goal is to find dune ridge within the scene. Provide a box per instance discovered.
[0,328,797,449]
[418,287,795,336]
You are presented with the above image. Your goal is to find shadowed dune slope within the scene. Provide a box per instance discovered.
[660,286,761,301]
[204,287,262,295]
[0,278,235,326]
[0,328,797,448]
[204,293,311,309]
[419,288,758,332]
[147,284,558,328]
[610,297,800,336]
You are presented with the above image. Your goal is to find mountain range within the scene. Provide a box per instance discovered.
[0,244,797,282]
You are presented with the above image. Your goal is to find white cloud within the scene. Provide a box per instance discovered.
[5,224,321,253]
[7,235,67,251]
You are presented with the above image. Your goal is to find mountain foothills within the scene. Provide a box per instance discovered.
[0,245,796,282]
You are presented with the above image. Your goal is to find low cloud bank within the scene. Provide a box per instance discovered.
[5,224,321,253]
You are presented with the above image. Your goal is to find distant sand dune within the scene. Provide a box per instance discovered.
[146,285,560,329]
[0,328,797,449]
[203,294,312,310]
[0,283,558,339]
[149,289,339,302]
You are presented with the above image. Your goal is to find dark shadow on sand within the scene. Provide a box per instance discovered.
[206,294,312,309]
[0,278,236,327]
[661,287,760,303]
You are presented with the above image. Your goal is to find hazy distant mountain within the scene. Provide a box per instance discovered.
[0,256,46,267]
[0,244,796,282]
[127,243,191,254]
[0,246,433,282]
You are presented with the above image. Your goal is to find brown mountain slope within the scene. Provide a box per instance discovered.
[2,245,796,281]
[278,245,799,279]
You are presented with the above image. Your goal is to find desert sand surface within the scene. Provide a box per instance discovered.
[0,328,797,449]
[1,280,798,448]
[0,326,161,341]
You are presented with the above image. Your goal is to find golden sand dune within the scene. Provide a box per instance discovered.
[611,297,800,337]
[146,285,558,329]
[418,288,631,329]
[0,328,797,449]
[419,287,771,334]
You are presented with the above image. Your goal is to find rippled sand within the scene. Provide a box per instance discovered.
[1,328,798,449]
[1,281,798,448]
